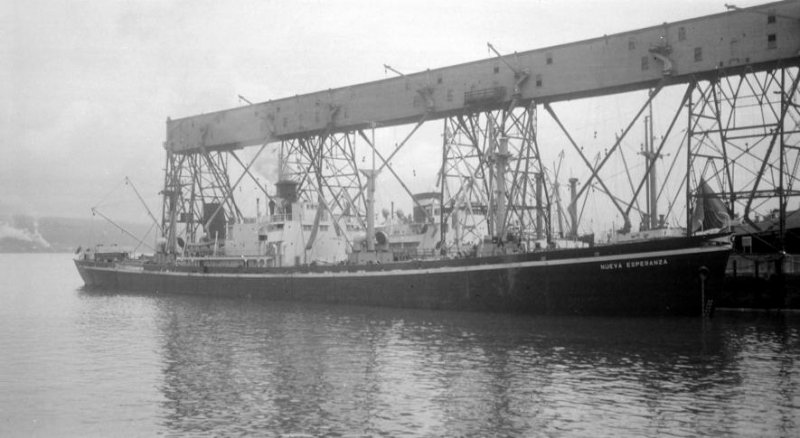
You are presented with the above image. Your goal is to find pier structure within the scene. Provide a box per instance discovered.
[160,1,800,254]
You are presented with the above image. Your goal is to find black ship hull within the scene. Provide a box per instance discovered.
[75,235,731,316]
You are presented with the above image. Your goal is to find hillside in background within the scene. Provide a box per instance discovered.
[0,214,154,253]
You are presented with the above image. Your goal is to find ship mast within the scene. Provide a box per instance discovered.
[360,123,379,252]
[640,100,662,230]
[491,134,511,242]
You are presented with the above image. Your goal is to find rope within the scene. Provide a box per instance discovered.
[91,177,127,211]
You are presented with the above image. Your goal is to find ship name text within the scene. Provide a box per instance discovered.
[599,258,669,270]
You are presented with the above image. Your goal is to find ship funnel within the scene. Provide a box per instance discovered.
[275,180,299,203]
[203,202,226,240]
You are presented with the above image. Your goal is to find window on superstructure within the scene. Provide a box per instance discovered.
[628,39,635,50]
[768,33,777,49]
[694,47,702,62]
[767,12,776,24]
[535,74,542,87]
[493,64,500,74]
[678,27,686,41]
[641,56,649,71]
[546,53,553,65]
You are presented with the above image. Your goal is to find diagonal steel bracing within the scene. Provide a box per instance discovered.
[440,103,549,249]
[687,66,800,239]
[280,132,367,230]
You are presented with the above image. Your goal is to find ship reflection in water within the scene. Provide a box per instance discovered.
[151,296,799,437]
[6,258,798,436]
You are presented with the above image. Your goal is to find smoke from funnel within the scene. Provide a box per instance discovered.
[251,144,281,189]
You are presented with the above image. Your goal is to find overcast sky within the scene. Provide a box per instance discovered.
[1,0,767,225]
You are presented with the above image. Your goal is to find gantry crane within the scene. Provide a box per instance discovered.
[160,1,800,253]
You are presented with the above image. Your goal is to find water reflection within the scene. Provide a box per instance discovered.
[5,255,797,436]
[149,296,800,437]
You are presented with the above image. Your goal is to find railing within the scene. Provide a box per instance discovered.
[267,213,294,223]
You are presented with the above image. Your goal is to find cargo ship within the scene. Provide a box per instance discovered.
[75,176,732,316]
[75,237,730,316]
[74,1,777,315]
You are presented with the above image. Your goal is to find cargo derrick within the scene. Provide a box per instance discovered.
[161,1,800,255]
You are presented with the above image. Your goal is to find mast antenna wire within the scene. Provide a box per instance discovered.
[91,207,156,252]
[125,176,164,235]
[91,177,127,211]
[132,222,157,254]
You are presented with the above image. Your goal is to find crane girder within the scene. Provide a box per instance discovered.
[165,1,800,155]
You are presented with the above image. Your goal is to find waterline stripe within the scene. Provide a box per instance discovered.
[85,244,731,279]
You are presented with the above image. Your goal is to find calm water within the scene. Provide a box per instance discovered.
[1,253,799,437]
